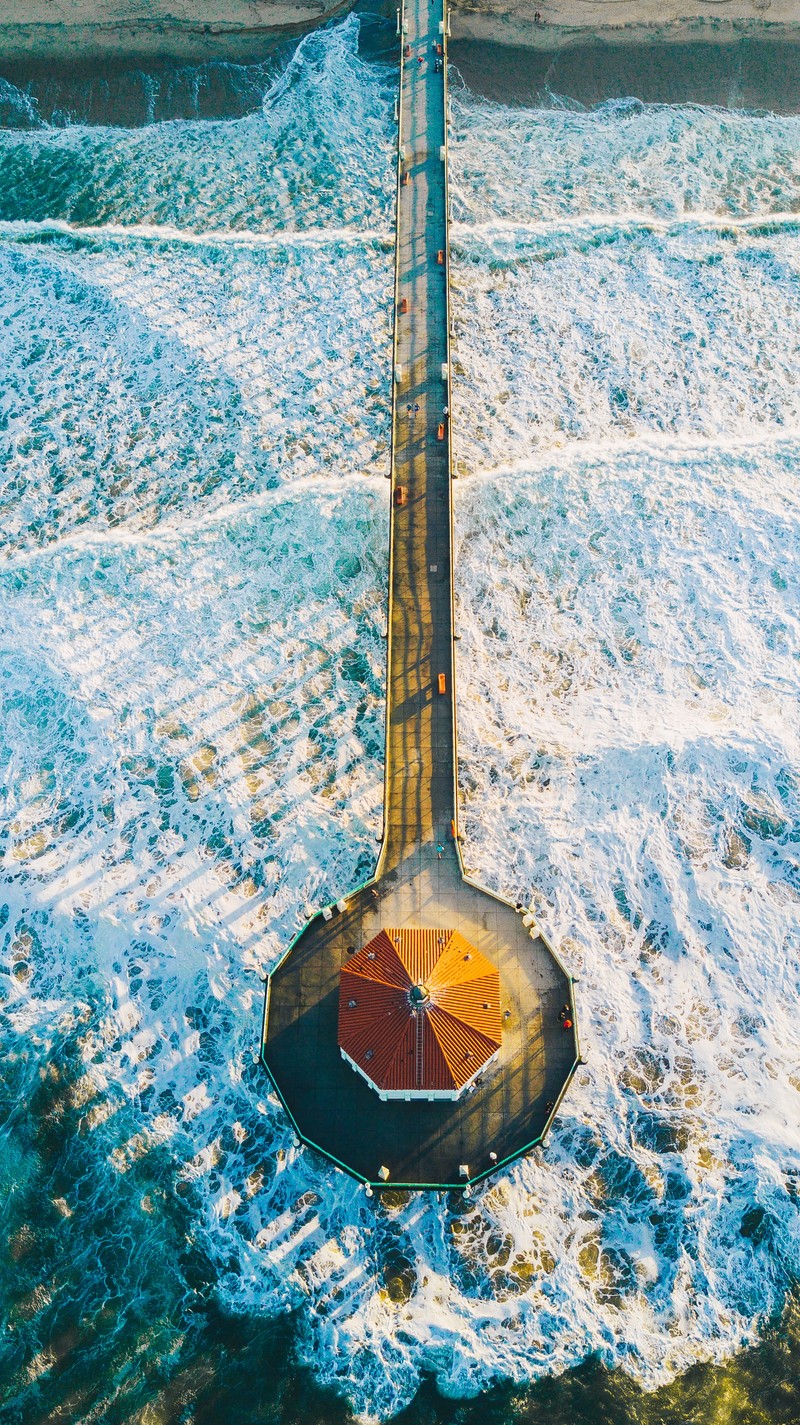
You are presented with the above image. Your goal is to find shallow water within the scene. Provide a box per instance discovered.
[449,36,800,115]
[1,12,799,1425]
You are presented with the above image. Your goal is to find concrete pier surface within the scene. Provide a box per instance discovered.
[262,0,580,1191]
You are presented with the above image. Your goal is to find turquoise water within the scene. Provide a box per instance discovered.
[1,13,799,1423]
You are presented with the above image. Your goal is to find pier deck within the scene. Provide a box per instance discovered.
[261,0,580,1190]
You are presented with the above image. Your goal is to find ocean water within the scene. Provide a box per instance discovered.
[1,14,799,1424]
[448,78,800,1413]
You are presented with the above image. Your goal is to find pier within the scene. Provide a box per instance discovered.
[261,0,580,1190]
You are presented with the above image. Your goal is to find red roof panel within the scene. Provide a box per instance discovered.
[338,928,502,1094]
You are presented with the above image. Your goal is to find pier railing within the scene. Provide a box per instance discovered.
[373,0,407,879]
[441,4,461,863]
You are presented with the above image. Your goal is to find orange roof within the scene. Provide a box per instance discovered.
[338,928,502,1095]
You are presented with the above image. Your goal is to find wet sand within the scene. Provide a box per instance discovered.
[449,32,800,110]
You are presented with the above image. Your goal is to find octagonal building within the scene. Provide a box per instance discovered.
[338,929,502,1101]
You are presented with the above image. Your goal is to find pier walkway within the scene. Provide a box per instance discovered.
[261,0,580,1190]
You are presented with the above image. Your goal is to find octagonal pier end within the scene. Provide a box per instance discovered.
[260,0,581,1191]
[261,844,581,1191]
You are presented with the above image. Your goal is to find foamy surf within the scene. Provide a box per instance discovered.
[0,217,393,249]
[1,19,799,1425]
[449,86,800,225]
[0,233,391,553]
[440,73,800,1425]
[0,14,394,233]
[450,218,800,472]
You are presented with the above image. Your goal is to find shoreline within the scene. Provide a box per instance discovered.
[449,3,800,52]
[448,30,800,109]
[452,17,800,52]
[0,0,798,61]
[0,0,352,63]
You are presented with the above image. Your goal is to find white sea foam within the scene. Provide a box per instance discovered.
[0,217,392,249]
[443,435,800,1388]
[0,232,391,551]
[2,27,800,1425]
[0,13,393,233]
[0,484,387,953]
[449,87,800,225]
[450,220,800,472]
[433,82,800,1425]
[0,76,40,129]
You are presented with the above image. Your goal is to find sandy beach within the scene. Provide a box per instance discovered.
[0,0,798,59]
[0,0,351,61]
[451,0,800,50]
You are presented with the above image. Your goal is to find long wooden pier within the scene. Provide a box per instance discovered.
[260,0,581,1191]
